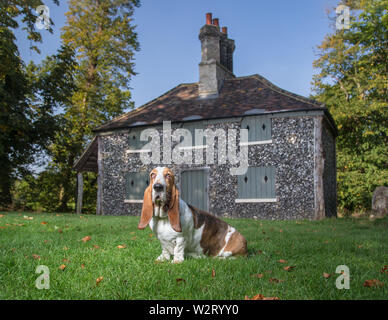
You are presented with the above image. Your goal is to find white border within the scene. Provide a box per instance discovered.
[125,149,151,154]
[240,139,272,146]
[124,199,143,203]
[235,198,278,203]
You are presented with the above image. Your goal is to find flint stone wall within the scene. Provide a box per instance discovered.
[99,115,332,220]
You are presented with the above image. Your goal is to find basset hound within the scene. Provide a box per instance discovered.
[138,167,247,263]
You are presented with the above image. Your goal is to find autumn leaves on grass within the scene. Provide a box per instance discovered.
[56,235,128,286]
[246,258,295,300]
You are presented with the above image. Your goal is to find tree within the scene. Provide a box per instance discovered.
[313,0,388,212]
[0,0,60,207]
[45,0,140,211]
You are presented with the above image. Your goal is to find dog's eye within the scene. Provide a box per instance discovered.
[151,173,156,179]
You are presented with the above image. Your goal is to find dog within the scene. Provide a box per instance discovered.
[138,167,247,263]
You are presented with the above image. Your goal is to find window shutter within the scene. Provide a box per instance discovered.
[125,172,149,200]
[241,116,271,142]
[237,166,276,199]
[129,130,150,150]
[182,122,205,146]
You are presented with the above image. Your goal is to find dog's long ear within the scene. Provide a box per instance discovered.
[138,185,153,230]
[168,184,181,232]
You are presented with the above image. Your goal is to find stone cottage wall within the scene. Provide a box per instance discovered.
[99,115,320,220]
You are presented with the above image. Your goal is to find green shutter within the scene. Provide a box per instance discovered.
[181,169,208,211]
[237,167,276,199]
[129,130,150,150]
[182,122,205,146]
[125,172,149,200]
[241,116,272,142]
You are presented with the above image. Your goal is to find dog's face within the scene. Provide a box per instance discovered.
[150,167,174,209]
[138,167,181,232]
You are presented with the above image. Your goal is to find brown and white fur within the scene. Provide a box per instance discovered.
[138,167,247,263]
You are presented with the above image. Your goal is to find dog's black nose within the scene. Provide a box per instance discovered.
[153,183,164,192]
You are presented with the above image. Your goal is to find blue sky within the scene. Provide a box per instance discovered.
[15,0,340,110]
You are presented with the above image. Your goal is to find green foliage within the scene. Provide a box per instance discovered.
[12,170,97,213]
[313,0,388,212]
[28,0,140,212]
[0,0,60,207]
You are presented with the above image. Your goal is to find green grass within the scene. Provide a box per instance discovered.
[0,211,387,300]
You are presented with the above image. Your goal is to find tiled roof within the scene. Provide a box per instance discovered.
[94,74,331,132]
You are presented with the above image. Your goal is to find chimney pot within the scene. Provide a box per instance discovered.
[206,13,212,25]
[222,26,228,34]
[212,18,219,27]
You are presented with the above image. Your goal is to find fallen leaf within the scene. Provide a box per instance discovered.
[363,279,384,288]
[245,294,279,300]
[269,278,283,283]
[251,294,264,300]
[251,273,264,278]
[211,269,216,277]
[0,214,4,218]
[58,229,63,233]
[63,246,69,250]
[41,222,48,225]
[93,245,100,249]
[62,258,70,262]
[323,273,331,279]
[380,266,388,274]
[283,266,296,271]
[82,236,91,242]
[256,250,263,255]
[0,226,6,229]
[96,276,104,285]
[117,245,126,249]
[81,264,85,269]
[176,278,186,283]
[32,254,41,260]
[278,259,287,263]
[279,229,283,233]
[59,264,66,271]
[131,236,137,240]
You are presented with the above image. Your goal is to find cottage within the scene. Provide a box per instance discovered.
[74,13,337,220]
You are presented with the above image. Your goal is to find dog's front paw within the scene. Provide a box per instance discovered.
[172,256,184,264]
[156,253,170,262]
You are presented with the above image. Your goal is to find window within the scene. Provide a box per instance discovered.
[236,166,276,202]
[241,116,272,145]
[124,172,149,202]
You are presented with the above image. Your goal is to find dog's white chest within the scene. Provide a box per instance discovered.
[150,217,179,243]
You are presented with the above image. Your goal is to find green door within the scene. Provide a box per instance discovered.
[181,169,208,211]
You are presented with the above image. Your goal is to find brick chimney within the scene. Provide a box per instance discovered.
[198,13,235,99]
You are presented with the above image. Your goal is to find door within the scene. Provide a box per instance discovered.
[181,169,208,211]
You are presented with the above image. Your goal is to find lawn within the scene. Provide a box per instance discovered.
[0,211,387,300]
